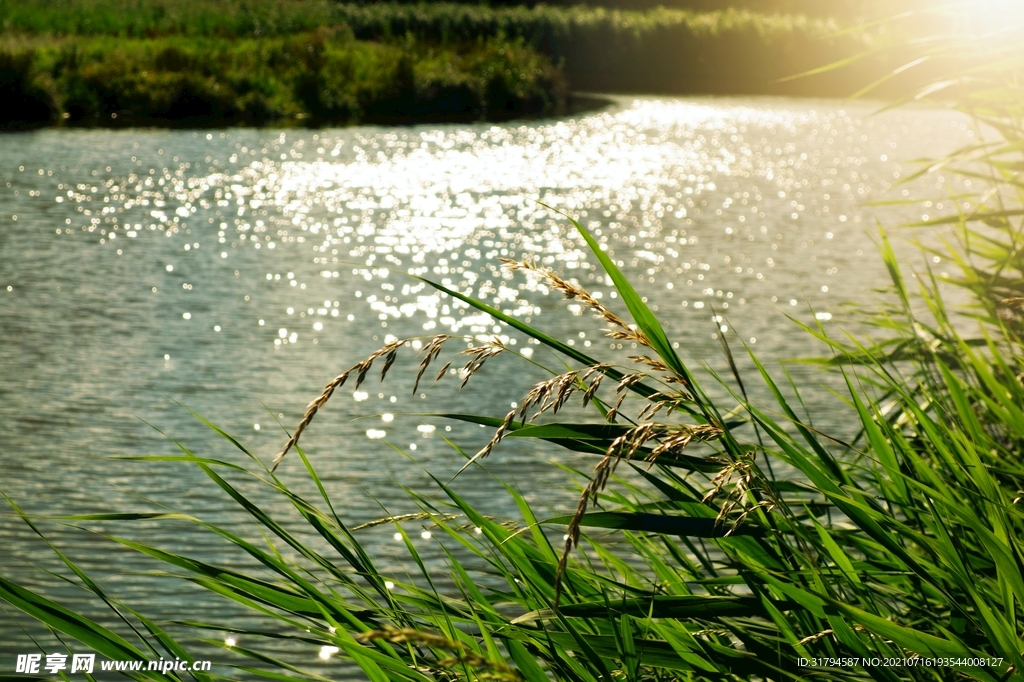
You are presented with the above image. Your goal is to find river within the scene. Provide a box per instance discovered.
[0,95,972,675]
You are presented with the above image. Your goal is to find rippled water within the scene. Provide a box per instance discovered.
[0,96,972,674]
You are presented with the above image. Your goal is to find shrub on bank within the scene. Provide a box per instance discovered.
[0,50,58,128]
[0,33,566,128]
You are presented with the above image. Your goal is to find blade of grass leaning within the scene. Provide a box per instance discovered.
[544,512,768,537]
[408,273,664,401]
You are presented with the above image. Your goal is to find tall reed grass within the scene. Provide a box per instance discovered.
[331,4,870,94]
[3,9,1024,682]
[0,0,854,43]
[0,0,878,96]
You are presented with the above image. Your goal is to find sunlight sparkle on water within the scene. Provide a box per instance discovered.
[13,98,975,359]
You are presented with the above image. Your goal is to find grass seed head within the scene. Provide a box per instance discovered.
[273,338,405,472]
[501,257,651,347]
[356,627,522,681]
[458,337,506,388]
[413,334,451,394]
[553,420,721,604]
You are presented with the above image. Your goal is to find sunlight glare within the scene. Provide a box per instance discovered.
[948,0,1024,32]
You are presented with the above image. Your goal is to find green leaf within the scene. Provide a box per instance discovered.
[435,414,722,470]
[555,208,695,391]
[544,512,767,537]
[0,576,152,666]
[514,594,791,622]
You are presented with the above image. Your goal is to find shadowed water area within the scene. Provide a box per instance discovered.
[0,96,973,676]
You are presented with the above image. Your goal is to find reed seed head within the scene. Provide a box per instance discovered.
[501,257,651,348]
[273,338,407,472]
[553,420,722,605]
[356,627,522,681]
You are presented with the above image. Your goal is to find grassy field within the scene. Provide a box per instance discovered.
[0,0,886,128]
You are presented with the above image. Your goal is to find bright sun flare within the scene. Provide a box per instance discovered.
[948,0,1024,30]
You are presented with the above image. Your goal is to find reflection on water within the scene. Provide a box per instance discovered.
[0,96,971,672]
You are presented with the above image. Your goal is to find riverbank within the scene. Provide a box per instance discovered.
[0,32,567,129]
[0,0,882,130]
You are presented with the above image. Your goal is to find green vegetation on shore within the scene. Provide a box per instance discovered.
[0,0,872,38]
[329,3,870,94]
[0,0,881,129]
[0,0,349,37]
[0,31,564,128]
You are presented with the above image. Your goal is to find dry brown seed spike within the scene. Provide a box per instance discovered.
[457,337,506,388]
[433,361,453,383]
[500,257,651,347]
[605,393,626,423]
[443,409,518,486]
[413,335,451,394]
[553,421,722,605]
[272,339,405,472]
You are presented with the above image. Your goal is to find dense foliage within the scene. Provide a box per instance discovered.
[0,33,565,127]
[0,0,345,37]
[327,4,870,94]
[349,0,915,20]
[0,0,921,21]
[0,0,911,35]
[0,0,878,111]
